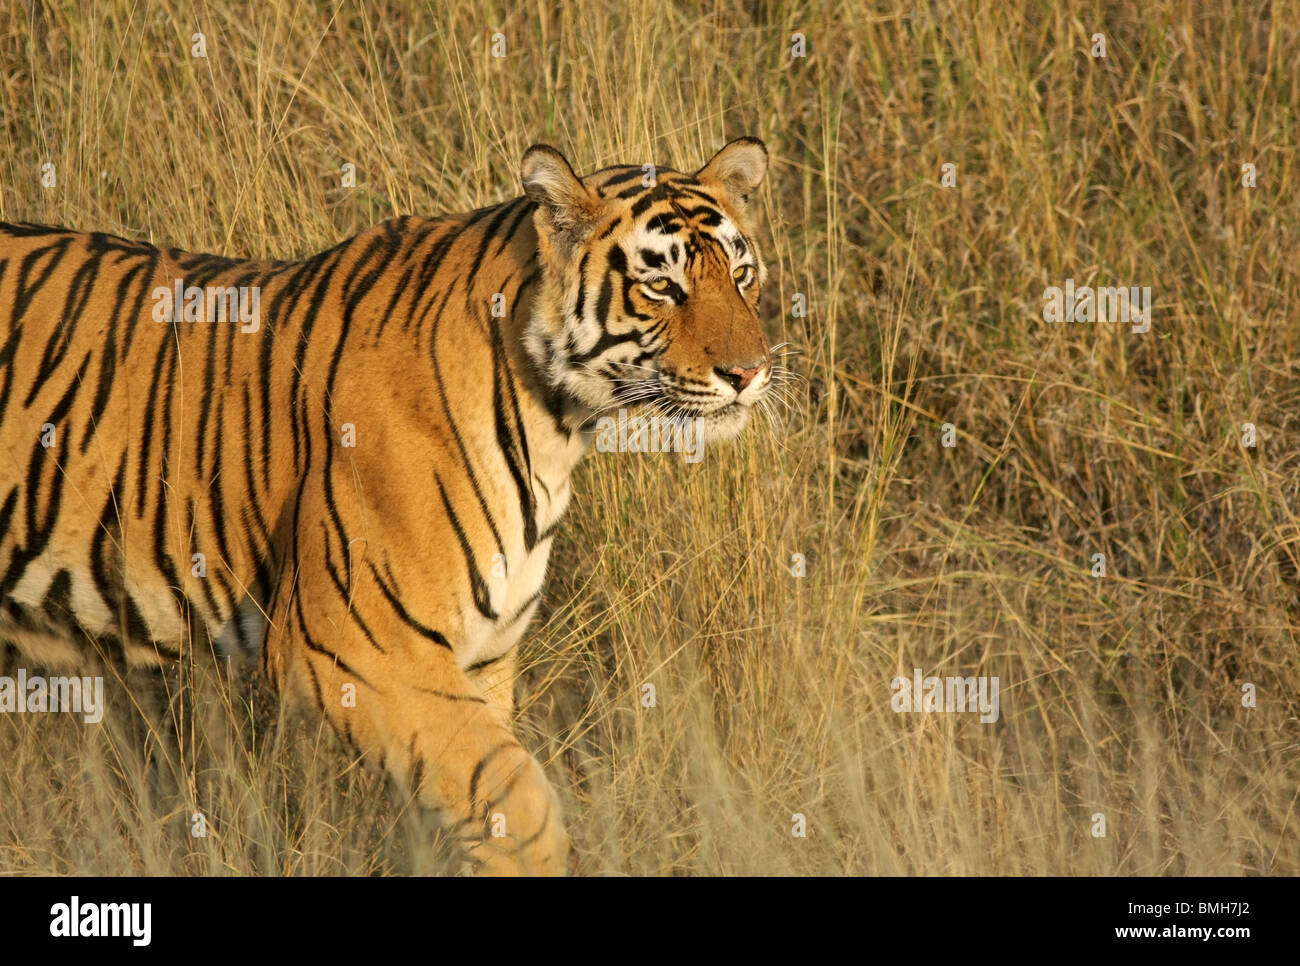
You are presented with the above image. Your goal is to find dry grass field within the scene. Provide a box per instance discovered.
[1,0,1297,875]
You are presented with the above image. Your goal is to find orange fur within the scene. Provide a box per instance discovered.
[0,138,772,874]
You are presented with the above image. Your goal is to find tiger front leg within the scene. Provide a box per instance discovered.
[466,645,518,725]
[263,587,568,875]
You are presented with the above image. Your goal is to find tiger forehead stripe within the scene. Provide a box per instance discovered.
[592,167,644,190]
[593,165,699,192]
[629,186,677,216]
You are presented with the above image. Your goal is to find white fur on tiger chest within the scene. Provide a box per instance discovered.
[455,464,575,671]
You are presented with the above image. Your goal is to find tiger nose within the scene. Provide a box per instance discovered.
[716,363,766,392]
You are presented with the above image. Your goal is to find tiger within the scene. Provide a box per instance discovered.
[0,136,773,875]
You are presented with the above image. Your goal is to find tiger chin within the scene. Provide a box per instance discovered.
[0,137,773,875]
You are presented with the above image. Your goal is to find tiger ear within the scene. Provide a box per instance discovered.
[521,145,603,235]
[695,137,768,209]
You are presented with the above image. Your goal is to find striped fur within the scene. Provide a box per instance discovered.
[0,137,772,874]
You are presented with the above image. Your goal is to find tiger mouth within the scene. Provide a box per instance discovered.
[692,400,753,441]
[615,392,738,420]
[646,396,754,438]
[600,374,757,439]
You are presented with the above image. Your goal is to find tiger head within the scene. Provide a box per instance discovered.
[521,137,773,443]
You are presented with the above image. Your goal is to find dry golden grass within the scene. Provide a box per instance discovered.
[1,0,1297,875]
